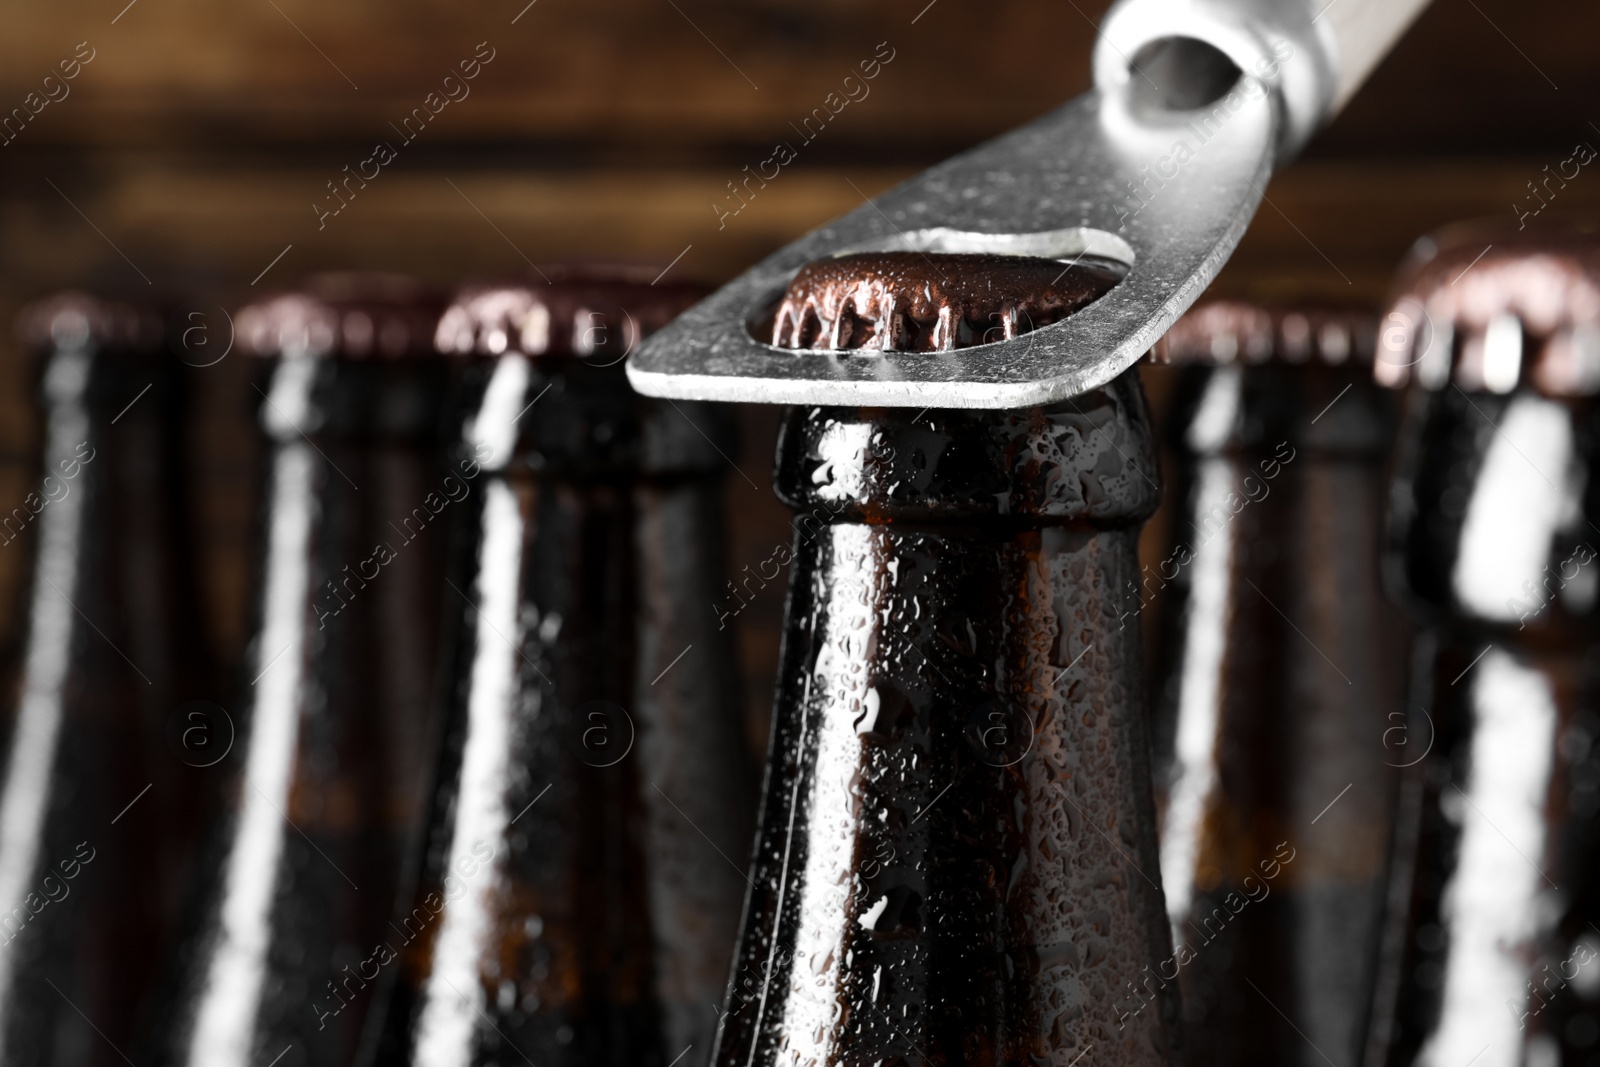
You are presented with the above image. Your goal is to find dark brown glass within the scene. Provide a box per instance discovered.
[144,333,452,1067]
[1368,384,1600,1067]
[361,352,756,1067]
[0,296,212,1065]
[710,371,1178,1067]
[1145,355,1407,1067]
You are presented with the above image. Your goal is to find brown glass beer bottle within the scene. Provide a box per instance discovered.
[0,293,212,1065]
[144,275,451,1067]
[1141,302,1408,1067]
[1367,226,1600,1067]
[359,275,756,1067]
[707,252,1178,1067]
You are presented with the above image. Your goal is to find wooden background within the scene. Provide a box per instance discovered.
[0,0,1597,751]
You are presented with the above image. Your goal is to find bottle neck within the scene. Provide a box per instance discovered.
[256,353,453,443]
[773,369,1161,528]
[7,345,199,685]
[1164,361,1395,460]
[457,355,735,480]
[1388,386,1600,639]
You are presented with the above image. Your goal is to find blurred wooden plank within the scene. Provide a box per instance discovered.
[0,154,914,296]
[0,0,1100,152]
[0,0,1594,155]
[1316,0,1600,156]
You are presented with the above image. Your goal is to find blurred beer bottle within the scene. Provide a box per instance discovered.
[1367,225,1600,1067]
[0,293,212,1065]
[710,252,1179,1067]
[360,274,755,1067]
[144,275,451,1067]
[1141,303,1407,1067]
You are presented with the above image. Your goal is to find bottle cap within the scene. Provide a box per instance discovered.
[435,272,704,363]
[1150,301,1376,366]
[237,273,444,359]
[769,252,1122,353]
[15,291,163,354]
[1376,222,1600,395]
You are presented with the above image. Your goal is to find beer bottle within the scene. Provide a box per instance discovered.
[1142,302,1408,1067]
[144,274,451,1067]
[361,274,756,1067]
[0,293,211,1065]
[1367,225,1600,1067]
[709,251,1178,1067]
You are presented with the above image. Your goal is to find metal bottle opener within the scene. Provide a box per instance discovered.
[628,0,1431,409]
